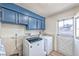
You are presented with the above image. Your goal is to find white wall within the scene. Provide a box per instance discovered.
[1,23,26,55]
[0,23,41,55]
[1,24,26,38]
[44,6,79,51]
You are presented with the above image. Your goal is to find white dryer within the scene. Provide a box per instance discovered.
[41,36,53,55]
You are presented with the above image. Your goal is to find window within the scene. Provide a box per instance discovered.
[76,17,79,38]
[58,18,73,36]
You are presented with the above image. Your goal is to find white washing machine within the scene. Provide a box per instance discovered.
[23,37,45,56]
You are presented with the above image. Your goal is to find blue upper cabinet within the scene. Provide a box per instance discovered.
[0,3,45,30]
[28,17,37,30]
[18,13,28,25]
[0,3,45,20]
[37,19,45,30]
[2,8,16,23]
[28,18,45,30]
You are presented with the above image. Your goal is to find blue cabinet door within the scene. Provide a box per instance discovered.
[19,13,28,25]
[37,19,42,29]
[15,13,19,24]
[0,7,2,21]
[41,20,45,30]
[2,8,16,23]
[28,17,37,30]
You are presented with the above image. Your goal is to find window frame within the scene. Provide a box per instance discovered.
[57,17,74,36]
[75,16,79,39]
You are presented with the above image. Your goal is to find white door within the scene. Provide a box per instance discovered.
[74,39,79,56]
[57,18,74,56]
[74,16,79,55]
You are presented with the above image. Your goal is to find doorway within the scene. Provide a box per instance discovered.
[57,17,74,56]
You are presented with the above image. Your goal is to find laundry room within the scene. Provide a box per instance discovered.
[0,3,79,56]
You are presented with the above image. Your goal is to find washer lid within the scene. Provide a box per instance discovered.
[27,37,42,43]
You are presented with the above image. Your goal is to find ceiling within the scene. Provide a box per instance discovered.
[16,3,79,17]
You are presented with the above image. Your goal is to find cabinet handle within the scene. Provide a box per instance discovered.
[30,46,32,48]
[37,44,39,46]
